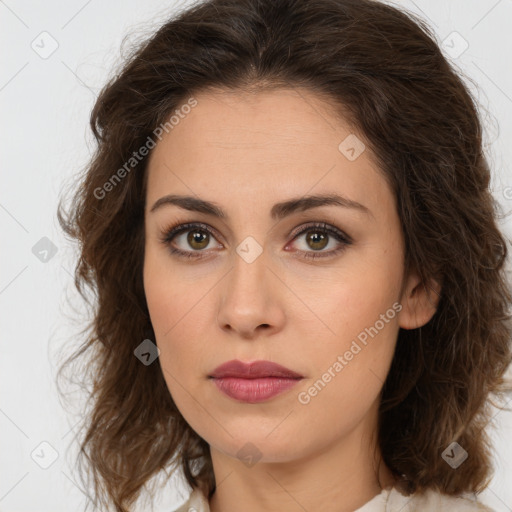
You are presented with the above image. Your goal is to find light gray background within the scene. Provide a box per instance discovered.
[1,0,512,510]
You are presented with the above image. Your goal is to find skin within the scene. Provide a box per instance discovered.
[143,87,441,512]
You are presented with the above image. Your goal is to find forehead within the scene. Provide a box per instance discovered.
[151,87,358,157]
[145,88,392,220]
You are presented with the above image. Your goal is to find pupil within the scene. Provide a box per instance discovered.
[308,231,327,250]
[188,230,208,248]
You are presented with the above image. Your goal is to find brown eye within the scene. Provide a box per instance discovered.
[187,229,210,250]
[160,222,223,259]
[160,221,352,261]
[288,222,352,260]
[304,230,329,251]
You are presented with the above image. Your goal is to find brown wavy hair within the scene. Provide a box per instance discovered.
[56,0,512,510]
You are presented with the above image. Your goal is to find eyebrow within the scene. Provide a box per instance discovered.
[150,193,373,221]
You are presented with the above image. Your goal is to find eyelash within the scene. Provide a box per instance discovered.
[158,221,352,261]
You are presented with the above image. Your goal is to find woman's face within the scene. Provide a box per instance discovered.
[143,87,429,465]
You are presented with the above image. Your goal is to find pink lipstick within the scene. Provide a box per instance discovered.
[209,359,303,403]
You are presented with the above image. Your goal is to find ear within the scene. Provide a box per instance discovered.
[398,269,442,330]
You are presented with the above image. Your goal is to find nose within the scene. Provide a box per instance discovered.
[216,248,286,340]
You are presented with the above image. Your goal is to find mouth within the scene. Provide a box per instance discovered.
[209,359,304,379]
[208,359,304,403]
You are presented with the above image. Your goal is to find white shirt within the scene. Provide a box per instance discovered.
[172,486,495,512]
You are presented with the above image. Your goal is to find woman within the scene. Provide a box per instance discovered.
[57,0,512,511]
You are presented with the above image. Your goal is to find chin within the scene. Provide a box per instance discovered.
[209,433,309,466]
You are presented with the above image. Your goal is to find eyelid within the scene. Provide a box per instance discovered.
[158,221,224,246]
[159,219,352,259]
[288,220,352,244]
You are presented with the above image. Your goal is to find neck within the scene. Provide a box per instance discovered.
[207,412,396,512]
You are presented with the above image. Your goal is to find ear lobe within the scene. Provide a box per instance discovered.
[398,272,442,330]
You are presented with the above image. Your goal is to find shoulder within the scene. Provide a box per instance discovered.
[387,487,495,512]
[172,488,210,512]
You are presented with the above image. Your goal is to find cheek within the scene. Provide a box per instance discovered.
[292,250,402,355]
[143,250,200,376]
[293,314,399,447]
[291,253,402,409]
[144,268,208,421]
[144,245,200,338]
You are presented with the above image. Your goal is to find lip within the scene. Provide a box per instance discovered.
[209,360,304,403]
[209,359,304,379]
